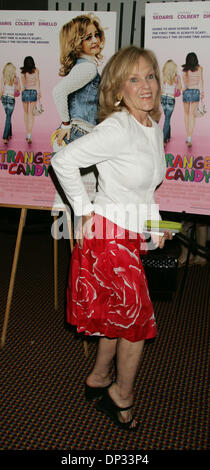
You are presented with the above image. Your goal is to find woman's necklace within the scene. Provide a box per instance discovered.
[139,115,152,127]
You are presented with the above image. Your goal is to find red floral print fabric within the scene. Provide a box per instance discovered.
[67,215,157,342]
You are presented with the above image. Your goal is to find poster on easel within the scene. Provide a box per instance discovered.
[0,10,117,209]
[145,1,210,216]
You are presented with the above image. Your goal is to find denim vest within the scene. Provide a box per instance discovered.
[68,57,100,126]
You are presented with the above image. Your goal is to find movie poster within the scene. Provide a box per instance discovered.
[0,10,116,208]
[145,1,210,216]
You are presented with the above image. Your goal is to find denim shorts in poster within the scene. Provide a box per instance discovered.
[22,89,37,102]
[182,88,200,103]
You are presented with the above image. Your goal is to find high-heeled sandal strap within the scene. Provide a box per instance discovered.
[118,404,133,412]
[95,391,137,430]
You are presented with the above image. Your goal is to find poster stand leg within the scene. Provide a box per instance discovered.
[1,207,72,348]
[1,207,27,348]
[1,206,89,357]
[53,216,59,312]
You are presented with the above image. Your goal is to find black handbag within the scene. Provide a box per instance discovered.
[141,252,178,299]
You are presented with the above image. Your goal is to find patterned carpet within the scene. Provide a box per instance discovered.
[0,222,209,452]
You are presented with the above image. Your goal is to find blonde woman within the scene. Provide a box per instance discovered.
[0,63,20,144]
[52,13,105,148]
[51,14,105,208]
[20,56,41,144]
[52,46,172,430]
[161,59,182,144]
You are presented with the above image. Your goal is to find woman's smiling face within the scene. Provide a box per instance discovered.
[121,56,159,122]
[81,24,101,56]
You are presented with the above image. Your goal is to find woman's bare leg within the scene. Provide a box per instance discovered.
[88,336,145,426]
[28,102,36,135]
[194,224,208,265]
[188,102,197,138]
[86,337,117,388]
[109,338,144,426]
[183,102,190,138]
[178,222,194,265]
[196,223,208,247]
[23,102,29,134]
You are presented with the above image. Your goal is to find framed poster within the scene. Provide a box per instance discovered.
[145,2,210,215]
[0,10,117,208]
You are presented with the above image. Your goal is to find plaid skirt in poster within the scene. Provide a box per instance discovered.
[67,215,157,342]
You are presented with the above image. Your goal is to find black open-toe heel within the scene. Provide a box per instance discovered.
[95,390,138,431]
[85,383,112,401]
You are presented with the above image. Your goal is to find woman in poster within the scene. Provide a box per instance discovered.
[51,13,105,207]
[20,56,41,144]
[0,62,21,144]
[182,52,204,147]
[160,59,182,145]
[52,46,172,430]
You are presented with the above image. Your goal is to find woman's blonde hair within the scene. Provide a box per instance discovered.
[99,46,161,122]
[162,60,177,86]
[59,13,105,76]
[2,62,16,86]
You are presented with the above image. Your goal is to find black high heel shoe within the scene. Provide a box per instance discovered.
[85,383,112,401]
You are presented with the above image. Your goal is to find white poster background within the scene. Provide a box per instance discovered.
[0,11,116,208]
[145,2,210,216]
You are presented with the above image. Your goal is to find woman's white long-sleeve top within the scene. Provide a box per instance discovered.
[51,110,166,233]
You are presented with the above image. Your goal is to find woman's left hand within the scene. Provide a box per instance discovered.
[151,230,173,249]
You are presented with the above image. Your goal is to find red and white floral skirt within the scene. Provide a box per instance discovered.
[67,215,157,342]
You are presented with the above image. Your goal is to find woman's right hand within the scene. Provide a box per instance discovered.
[55,127,71,146]
[76,212,95,249]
